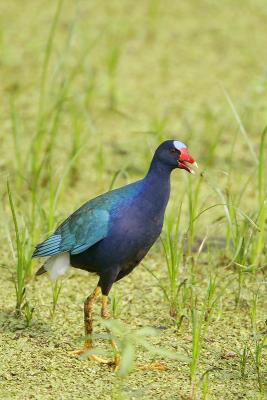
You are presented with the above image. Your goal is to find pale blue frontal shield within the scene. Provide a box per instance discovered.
[173,140,187,150]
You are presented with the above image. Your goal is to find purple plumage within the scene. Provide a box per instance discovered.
[33,140,197,364]
[34,140,197,294]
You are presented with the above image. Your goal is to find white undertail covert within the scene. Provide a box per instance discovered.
[44,252,71,280]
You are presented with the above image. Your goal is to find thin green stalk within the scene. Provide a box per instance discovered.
[30,0,63,239]
[222,86,257,162]
[23,301,34,327]
[51,280,62,318]
[252,127,267,265]
[160,200,184,317]
[9,95,23,190]
[37,0,64,122]
[201,370,210,400]
[251,336,266,392]
[240,343,248,379]
[107,46,120,110]
[44,144,85,235]
[7,181,28,314]
[204,274,217,323]
[190,307,203,384]
[108,169,128,192]
[187,174,203,256]
[111,286,120,319]
[250,291,258,335]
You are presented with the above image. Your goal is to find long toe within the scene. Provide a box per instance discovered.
[113,355,121,372]
[69,347,91,358]
[70,348,111,364]
[89,354,111,364]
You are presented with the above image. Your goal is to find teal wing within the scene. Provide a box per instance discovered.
[32,179,142,259]
[32,208,110,257]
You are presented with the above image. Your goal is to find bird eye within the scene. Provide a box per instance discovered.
[169,148,177,154]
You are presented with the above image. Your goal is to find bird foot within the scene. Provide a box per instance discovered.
[111,354,121,372]
[90,354,112,364]
[70,347,109,364]
[101,309,110,319]
[70,347,120,369]
[138,361,167,371]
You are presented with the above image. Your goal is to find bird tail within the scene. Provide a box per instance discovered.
[36,264,47,276]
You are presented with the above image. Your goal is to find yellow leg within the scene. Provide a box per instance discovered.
[101,295,110,319]
[101,295,120,370]
[84,286,101,349]
[72,288,120,368]
[71,286,109,363]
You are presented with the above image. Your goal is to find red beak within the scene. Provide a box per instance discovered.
[178,148,198,174]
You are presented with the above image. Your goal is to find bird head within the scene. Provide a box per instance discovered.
[154,140,198,174]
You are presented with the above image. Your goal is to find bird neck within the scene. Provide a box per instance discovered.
[143,156,172,200]
[146,155,174,181]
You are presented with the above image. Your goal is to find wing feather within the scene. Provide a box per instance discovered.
[32,208,109,258]
[32,235,62,257]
